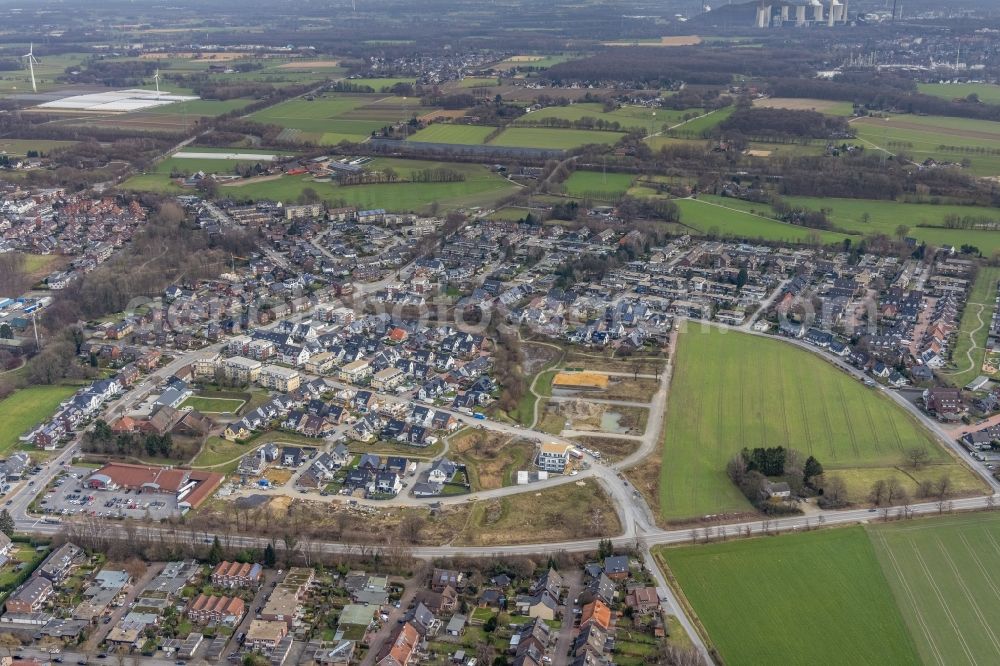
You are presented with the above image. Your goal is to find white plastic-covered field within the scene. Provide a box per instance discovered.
[37,89,198,112]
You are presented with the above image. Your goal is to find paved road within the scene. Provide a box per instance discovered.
[12,291,999,666]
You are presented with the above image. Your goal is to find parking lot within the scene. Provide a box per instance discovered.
[37,466,180,521]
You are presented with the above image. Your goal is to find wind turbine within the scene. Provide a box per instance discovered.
[23,43,38,93]
[153,68,161,98]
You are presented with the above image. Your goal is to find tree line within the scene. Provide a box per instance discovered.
[82,419,197,461]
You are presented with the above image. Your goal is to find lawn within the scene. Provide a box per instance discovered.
[190,437,248,469]
[489,127,625,150]
[0,385,78,454]
[675,197,848,245]
[658,526,920,665]
[658,325,952,521]
[249,95,395,141]
[869,512,1000,666]
[179,396,246,413]
[406,124,497,144]
[562,171,634,201]
[943,266,1000,388]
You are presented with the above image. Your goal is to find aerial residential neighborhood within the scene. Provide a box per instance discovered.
[0,0,999,664]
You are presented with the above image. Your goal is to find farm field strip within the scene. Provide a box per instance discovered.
[869,512,1000,666]
[488,127,625,150]
[659,527,920,665]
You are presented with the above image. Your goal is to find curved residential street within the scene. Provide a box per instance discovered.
[7,304,1000,666]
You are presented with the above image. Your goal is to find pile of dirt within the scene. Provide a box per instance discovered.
[557,399,605,420]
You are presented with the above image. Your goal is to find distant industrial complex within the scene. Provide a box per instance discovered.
[754,0,850,28]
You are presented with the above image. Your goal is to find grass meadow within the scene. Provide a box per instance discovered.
[489,127,624,150]
[658,325,958,521]
[562,171,634,200]
[517,103,703,132]
[659,526,920,665]
[406,124,497,144]
[692,194,1000,255]
[853,114,1000,177]
[918,83,1000,105]
[674,197,848,244]
[0,385,78,454]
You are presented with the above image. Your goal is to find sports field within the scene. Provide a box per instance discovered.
[660,527,919,665]
[180,396,245,414]
[406,124,496,144]
[562,171,634,200]
[869,512,1000,666]
[0,385,78,454]
[659,325,955,520]
[853,114,1000,177]
[489,127,625,150]
[674,197,848,245]
[942,266,1000,388]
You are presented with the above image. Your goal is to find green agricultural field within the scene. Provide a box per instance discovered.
[562,171,634,200]
[0,52,91,94]
[674,197,848,245]
[496,54,575,69]
[490,127,624,150]
[0,139,76,156]
[457,77,500,89]
[0,385,78,454]
[516,103,703,133]
[776,196,1000,255]
[343,78,416,91]
[659,527,920,665]
[179,396,245,414]
[942,266,1000,388]
[665,106,735,138]
[870,512,1000,666]
[250,96,374,132]
[121,155,276,194]
[221,157,518,212]
[406,124,497,144]
[854,114,1000,177]
[150,98,255,116]
[919,83,1000,105]
[659,325,958,521]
